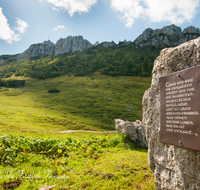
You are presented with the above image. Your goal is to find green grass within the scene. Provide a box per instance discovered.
[0,73,151,132]
[0,74,154,189]
[0,133,155,190]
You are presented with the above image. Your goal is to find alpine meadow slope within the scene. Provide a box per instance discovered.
[0,24,200,189]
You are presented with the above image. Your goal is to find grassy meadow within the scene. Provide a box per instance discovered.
[0,132,155,190]
[0,73,155,189]
[0,73,151,132]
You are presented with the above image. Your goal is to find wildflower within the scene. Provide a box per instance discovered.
[58,149,62,154]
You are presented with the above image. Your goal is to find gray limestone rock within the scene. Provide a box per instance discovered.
[17,25,200,60]
[54,35,92,55]
[118,40,132,45]
[115,119,148,148]
[94,41,99,46]
[179,26,200,44]
[133,24,200,48]
[18,40,55,59]
[18,36,92,58]
[142,37,200,189]
[99,41,116,48]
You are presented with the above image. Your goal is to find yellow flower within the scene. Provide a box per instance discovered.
[58,149,62,154]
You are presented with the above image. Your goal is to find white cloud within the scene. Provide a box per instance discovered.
[54,25,65,30]
[0,7,29,43]
[40,0,97,16]
[110,0,200,28]
[14,17,30,34]
[52,7,60,11]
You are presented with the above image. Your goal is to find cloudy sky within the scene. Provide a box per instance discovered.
[0,0,200,55]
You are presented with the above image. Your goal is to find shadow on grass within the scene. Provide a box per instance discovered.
[107,133,148,152]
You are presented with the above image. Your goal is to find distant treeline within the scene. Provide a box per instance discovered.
[0,80,25,87]
[0,45,161,79]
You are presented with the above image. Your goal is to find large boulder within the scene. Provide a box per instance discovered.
[142,37,200,189]
[115,119,148,148]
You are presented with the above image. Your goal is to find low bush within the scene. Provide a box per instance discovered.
[0,79,25,87]
[48,88,60,93]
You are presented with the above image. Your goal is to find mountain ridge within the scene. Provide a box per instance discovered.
[1,24,200,59]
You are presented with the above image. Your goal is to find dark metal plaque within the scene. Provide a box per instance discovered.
[159,65,200,151]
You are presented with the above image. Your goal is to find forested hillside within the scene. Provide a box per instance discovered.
[0,45,161,79]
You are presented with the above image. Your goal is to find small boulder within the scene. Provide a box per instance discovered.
[115,119,148,148]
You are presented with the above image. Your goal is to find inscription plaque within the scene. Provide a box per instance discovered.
[159,65,200,151]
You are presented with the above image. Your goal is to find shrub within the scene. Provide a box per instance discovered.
[0,79,25,87]
[48,88,60,93]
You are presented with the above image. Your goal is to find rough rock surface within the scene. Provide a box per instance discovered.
[18,40,55,59]
[17,25,200,59]
[133,25,200,48]
[54,35,92,55]
[115,119,148,148]
[94,41,99,46]
[18,36,92,58]
[179,26,200,44]
[118,40,132,46]
[98,41,116,48]
[142,37,200,189]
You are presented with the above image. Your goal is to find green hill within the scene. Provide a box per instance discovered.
[0,41,156,190]
[0,45,160,79]
[0,74,151,131]
[0,44,157,131]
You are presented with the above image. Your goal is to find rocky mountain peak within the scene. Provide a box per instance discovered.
[18,35,92,59]
[98,41,116,48]
[18,40,55,59]
[182,26,200,34]
[133,24,200,48]
[17,25,200,59]
[55,35,92,55]
[158,24,182,36]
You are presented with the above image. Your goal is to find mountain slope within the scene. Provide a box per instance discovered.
[0,45,160,79]
[0,24,200,79]
[14,24,200,59]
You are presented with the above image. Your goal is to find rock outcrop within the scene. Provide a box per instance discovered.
[142,37,200,189]
[54,36,92,55]
[133,24,200,48]
[115,119,148,148]
[98,41,116,48]
[17,25,200,59]
[18,36,92,58]
[18,40,55,59]
[118,40,132,46]
[179,26,200,44]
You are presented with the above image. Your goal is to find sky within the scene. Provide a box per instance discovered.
[0,0,200,55]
